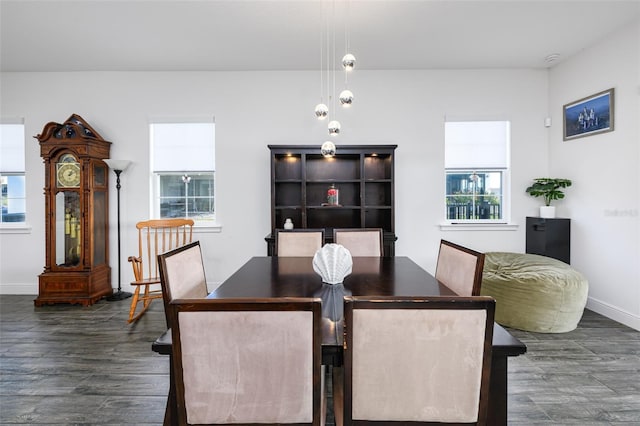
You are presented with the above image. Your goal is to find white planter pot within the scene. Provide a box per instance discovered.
[539,206,556,218]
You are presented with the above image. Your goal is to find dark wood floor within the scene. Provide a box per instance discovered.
[507,308,640,425]
[1,295,639,425]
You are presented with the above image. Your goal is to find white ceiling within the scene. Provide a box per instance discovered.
[1,0,639,72]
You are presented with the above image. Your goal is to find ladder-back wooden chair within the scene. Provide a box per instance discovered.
[127,218,194,323]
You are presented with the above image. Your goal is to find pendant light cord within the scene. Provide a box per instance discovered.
[331,0,336,120]
[319,0,325,102]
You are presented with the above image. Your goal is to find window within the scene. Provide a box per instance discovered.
[444,120,510,223]
[150,121,215,223]
[0,122,26,224]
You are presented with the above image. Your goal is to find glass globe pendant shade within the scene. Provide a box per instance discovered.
[314,103,329,119]
[328,120,341,136]
[321,141,336,158]
[342,53,356,71]
[339,90,354,107]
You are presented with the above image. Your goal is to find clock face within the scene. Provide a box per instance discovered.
[57,162,81,188]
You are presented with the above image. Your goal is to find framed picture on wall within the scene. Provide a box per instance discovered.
[563,88,614,141]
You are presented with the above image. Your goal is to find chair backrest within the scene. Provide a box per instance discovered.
[132,218,194,282]
[168,297,323,425]
[343,296,495,425]
[275,229,324,257]
[158,241,208,327]
[333,228,383,257]
[435,239,485,296]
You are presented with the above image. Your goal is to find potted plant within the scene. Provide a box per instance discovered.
[525,178,572,218]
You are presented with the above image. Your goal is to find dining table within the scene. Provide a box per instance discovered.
[152,256,526,425]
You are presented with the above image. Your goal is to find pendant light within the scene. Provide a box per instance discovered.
[327,0,340,137]
[314,0,329,120]
[339,89,353,107]
[339,0,355,108]
[342,53,356,70]
[321,141,336,157]
[313,0,357,155]
[328,120,341,136]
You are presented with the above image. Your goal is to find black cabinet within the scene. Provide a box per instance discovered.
[525,217,570,264]
[266,145,397,256]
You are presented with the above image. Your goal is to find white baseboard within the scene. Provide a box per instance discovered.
[0,283,37,295]
[587,296,640,331]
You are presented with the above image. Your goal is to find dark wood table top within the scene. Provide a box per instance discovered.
[153,256,526,358]
[211,256,454,298]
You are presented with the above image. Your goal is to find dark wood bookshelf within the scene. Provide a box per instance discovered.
[266,144,397,256]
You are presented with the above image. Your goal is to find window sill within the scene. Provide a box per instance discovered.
[0,223,32,234]
[193,223,223,233]
[439,222,519,231]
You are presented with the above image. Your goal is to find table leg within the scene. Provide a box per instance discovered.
[332,366,344,426]
[487,353,508,425]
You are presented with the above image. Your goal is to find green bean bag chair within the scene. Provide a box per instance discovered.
[480,252,588,333]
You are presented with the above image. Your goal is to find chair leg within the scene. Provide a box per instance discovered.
[128,299,153,323]
[128,285,160,323]
[127,286,141,323]
[143,284,151,308]
[321,365,326,426]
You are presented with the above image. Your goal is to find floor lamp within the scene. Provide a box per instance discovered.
[104,159,132,301]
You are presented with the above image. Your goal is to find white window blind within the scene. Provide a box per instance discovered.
[0,124,25,172]
[445,121,509,169]
[151,122,215,172]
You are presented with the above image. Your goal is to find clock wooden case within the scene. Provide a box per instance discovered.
[35,114,113,306]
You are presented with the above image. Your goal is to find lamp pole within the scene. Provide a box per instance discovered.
[104,159,132,301]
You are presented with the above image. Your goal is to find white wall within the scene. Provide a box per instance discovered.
[548,20,640,330]
[1,69,548,296]
[4,31,638,332]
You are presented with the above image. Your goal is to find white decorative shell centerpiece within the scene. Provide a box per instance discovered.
[313,243,353,285]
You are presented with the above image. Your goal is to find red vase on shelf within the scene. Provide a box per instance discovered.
[327,184,340,206]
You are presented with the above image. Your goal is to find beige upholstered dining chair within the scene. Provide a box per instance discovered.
[158,241,209,327]
[333,228,383,257]
[435,239,486,296]
[341,296,495,425]
[167,297,325,425]
[275,229,325,257]
[330,228,383,425]
[127,218,194,323]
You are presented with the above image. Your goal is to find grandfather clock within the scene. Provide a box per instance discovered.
[35,114,113,306]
